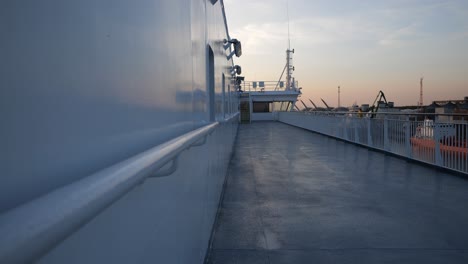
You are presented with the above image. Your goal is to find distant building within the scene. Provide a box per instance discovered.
[425,102,440,114]
[459,99,468,110]
[433,96,468,122]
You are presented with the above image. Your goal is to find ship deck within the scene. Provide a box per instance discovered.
[207,122,468,264]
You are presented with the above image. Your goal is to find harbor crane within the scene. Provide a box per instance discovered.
[369,90,388,113]
[308,99,329,112]
[300,100,314,111]
[320,98,333,111]
[419,77,424,107]
[308,99,318,110]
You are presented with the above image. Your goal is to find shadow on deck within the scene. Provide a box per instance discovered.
[207,122,468,264]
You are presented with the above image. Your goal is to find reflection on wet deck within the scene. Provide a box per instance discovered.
[207,122,468,264]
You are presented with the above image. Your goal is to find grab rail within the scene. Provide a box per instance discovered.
[0,122,219,264]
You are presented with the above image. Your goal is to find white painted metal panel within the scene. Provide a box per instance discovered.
[251,113,276,121]
[0,0,239,263]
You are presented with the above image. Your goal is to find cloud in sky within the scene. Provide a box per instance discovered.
[224,0,468,106]
[228,0,468,48]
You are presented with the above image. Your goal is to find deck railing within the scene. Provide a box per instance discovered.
[278,111,468,174]
[242,80,299,92]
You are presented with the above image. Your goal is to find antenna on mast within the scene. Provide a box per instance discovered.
[285,0,295,90]
[287,0,290,49]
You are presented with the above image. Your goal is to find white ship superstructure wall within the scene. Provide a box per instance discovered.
[0,0,238,263]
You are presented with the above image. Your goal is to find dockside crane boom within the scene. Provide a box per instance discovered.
[308,99,318,109]
[300,100,312,111]
[321,98,332,111]
[370,90,388,113]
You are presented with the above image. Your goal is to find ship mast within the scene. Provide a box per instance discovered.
[285,0,295,91]
[274,0,296,92]
[286,49,295,90]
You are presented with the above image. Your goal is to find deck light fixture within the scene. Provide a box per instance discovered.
[224,38,242,59]
[235,76,244,91]
[231,65,242,75]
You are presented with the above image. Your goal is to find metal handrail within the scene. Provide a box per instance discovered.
[242,80,300,91]
[0,122,220,264]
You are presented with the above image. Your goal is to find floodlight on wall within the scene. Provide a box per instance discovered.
[231,65,242,75]
[224,38,242,60]
[235,76,244,85]
[235,76,244,91]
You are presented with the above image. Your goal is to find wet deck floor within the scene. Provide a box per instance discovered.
[207,122,468,264]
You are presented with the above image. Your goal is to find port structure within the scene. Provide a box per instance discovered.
[419,77,424,107]
[338,85,341,108]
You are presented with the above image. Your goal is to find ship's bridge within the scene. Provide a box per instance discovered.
[239,80,302,122]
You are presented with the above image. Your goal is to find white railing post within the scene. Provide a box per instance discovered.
[343,116,348,140]
[434,122,442,166]
[333,115,338,137]
[405,116,412,158]
[384,116,389,151]
[330,115,336,137]
[354,117,360,143]
[465,122,468,172]
[367,118,373,147]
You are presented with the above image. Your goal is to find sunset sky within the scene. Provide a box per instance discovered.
[224,0,468,107]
